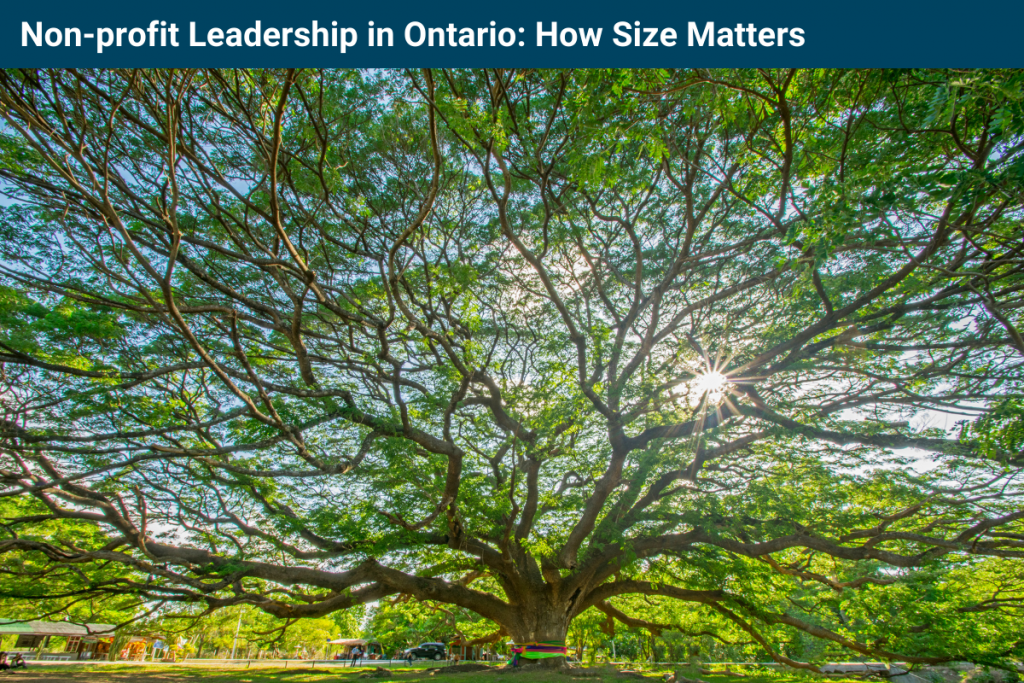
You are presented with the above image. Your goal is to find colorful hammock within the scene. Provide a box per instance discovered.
[510,640,567,665]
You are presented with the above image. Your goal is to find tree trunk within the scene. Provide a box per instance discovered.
[505,605,571,670]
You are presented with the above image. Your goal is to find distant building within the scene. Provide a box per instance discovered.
[0,620,116,660]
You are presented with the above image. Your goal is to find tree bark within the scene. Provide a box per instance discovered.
[504,602,571,669]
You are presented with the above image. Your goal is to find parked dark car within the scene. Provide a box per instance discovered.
[403,642,446,661]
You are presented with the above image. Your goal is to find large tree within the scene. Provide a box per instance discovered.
[0,68,1022,668]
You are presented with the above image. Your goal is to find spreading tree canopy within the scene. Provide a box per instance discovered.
[1,68,1023,667]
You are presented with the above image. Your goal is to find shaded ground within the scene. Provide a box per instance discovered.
[0,663,864,683]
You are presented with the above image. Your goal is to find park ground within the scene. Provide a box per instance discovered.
[0,663,867,683]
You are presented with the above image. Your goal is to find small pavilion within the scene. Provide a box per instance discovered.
[0,620,116,660]
[327,638,385,659]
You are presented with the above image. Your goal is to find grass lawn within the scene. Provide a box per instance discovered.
[2,662,865,683]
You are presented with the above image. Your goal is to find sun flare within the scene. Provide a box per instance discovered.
[690,370,730,400]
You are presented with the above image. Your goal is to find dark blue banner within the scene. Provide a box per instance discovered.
[4,0,1022,66]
